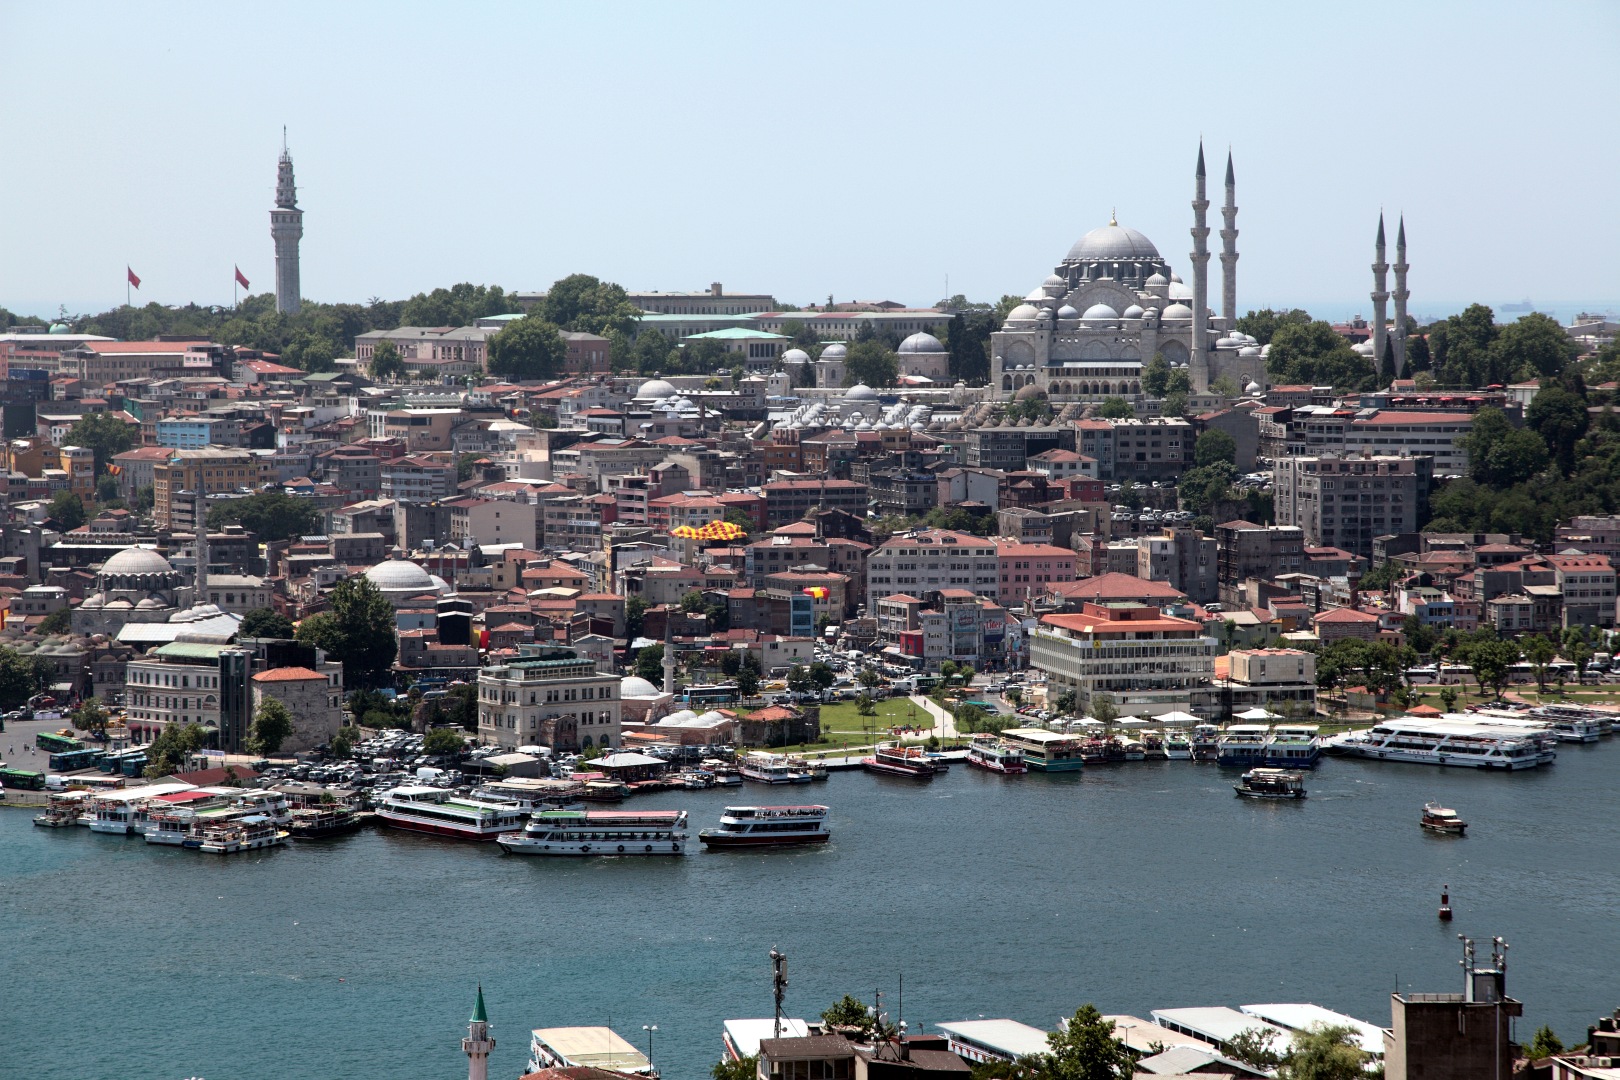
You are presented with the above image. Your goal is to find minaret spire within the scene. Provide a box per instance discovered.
[1189,142,1212,393]
[463,985,494,1080]
[1219,149,1239,324]
[271,135,304,315]
[1371,212,1390,370]
[1392,215,1410,376]
[662,605,676,695]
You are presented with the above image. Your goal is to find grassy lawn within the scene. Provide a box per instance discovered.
[818,697,932,733]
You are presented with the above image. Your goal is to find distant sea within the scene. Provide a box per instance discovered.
[1262,300,1620,327]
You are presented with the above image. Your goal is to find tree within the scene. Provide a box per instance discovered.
[712,1056,758,1080]
[1165,367,1193,394]
[1277,1024,1366,1080]
[809,662,836,690]
[1464,407,1549,487]
[1461,637,1519,699]
[0,648,53,709]
[857,666,883,690]
[1522,633,1556,693]
[956,703,988,732]
[844,341,899,388]
[1494,312,1579,382]
[368,339,406,380]
[1525,1025,1564,1060]
[1097,397,1134,419]
[1194,429,1237,468]
[295,575,398,686]
[329,725,358,758]
[1090,693,1118,726]
[1439,686,1458,712]
[424,727,466,756]
[822,995,874,1036]
[1401,615,1437,656]
[247,697,295,756]
[1054,689,1077,716]
[1142,354,1171,397]
[635,645,665,683]
[856,693,877,716]
[71,698,110,736]
[240,608,295,639]
[1037,1004,1132,1080]
[143,721,211,778]
[625,596,649,639]
[47,491,86,531]
[1430,304,1502,387]
[1235,308,1311,345]
[1222,1027,1282,1071]
[65,412,136,477]
[1178,462,1236,517]
[1526,385,1589,475]
[786,665,812,693]
[36,608,72,635]
[538,273,641,338]
[207,490,320,542]
[736,664,760,698]
[1266,319,1376,390]
[398,283,520,328]
[1380,336,1398,384]
[488,316,567,381]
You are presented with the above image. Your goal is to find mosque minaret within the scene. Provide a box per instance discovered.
[1189,142,1213,392]
[1393,215,1410,375]
[1220,150,1239,324]
[1371,212,1390,368]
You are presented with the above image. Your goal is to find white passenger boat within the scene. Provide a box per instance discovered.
[1165,730,1193,759]
[699,804,830,848]
[1216,724,1271,767]
[703,759,743,786]
[1234,767,1307,799]
[33,790,90,828]
[1264,725,1323,769]
[1191,723,1221,761]
[1474,707,1600,744]
[966,733,1027,774]
[196,814,288,854]
[497,809,688,856]
[1338,718,1544,770]
[738,751,812,784]
[89,798,141,835]
[376,785,528,840]
[1458,712,1560,763]
[144,808,200,845]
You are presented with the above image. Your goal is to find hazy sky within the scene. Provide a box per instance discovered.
[4,1,1618,322]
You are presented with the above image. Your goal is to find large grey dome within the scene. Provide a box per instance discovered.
[898,332,945,355]
[845,383,879,401]
[637,378,678,399]
[364,560,435,592]
[820,343,848,359]
[1065,221,1161,263]
[782,348,810,364]
[101,548,175,576]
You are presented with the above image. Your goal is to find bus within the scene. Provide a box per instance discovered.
[684,683,739,708]
[0,768,46,791]
[49,748,105,772]
[37,732,83,754]
[71,774,126,791]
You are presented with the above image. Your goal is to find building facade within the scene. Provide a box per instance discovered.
[477,646,621,752]
[1273,453,1433,558]
[1031,602,1216,715]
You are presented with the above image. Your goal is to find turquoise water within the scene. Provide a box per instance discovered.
[3,747,1616,1080]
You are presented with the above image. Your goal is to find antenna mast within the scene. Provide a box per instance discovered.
[770,948,788,1039]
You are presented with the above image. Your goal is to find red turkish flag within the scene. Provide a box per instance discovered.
[127,266,141,289]
[235,266,250,289]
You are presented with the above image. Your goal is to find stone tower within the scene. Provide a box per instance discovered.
[462,985,494,1080]
[1392,216,1410,375]
[271,134,303,315]
[1189,142,1212,393]
[1220,150,1239,324]
[1370,213,1389,369]
[662,609,676,695]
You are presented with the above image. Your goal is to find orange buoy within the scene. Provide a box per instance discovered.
[1438,885,1453,921]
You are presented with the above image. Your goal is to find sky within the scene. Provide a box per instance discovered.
[3,1,1618,323]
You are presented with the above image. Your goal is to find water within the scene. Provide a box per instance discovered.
[3,746,1616,1080]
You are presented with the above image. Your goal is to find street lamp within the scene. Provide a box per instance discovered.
[643,1024,657,1066]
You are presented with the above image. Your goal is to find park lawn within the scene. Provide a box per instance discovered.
[818,697,932,733]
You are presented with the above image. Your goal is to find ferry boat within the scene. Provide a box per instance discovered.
[699,804,831,848]
[287,805,364,839]
[1112,734,1145,761]
[1533,703,1614,737]
[678,770,717,790]
[1191,724,1222,762]
[497,809,688,856]
[862,741,942,779]
[1473,707,1598,745]
[739,751,813,784]
[89,797,141,835]
[33,790,90,827]
[966,733,1027,774]
[703,759,743,785]
[1141,731,1169,760]
[1336,719,1544,770]
[1420,801,1467,835]
[580,780,632,802]
[785,755,830,781]
[197,814,288,854]
[1165,730,1193,760]
[376,786,528,840]
[1234,767,1307,800]
[1000,727,1084,771]
[144,808,201,846]
[1264,725,1323,769]
[1448,714,1558,764]
[1217,725,1272,767]
[1078,737,1109,764]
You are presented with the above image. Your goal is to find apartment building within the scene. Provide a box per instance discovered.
[1073,420,1118,481]
[1273,453,1433,559]
[381,455,456,503]
[1215,521,1305,588]
[1546,552,1617,628]
[1107,418,1194,483]
[153,448,259,531]
[1219,647,1317,717]
[1555,515,1620,561]
[961,424,1071,471]
[864,529,999,612]
[1031,602,1216,715]
[1136,526,1217,604]
[762,479,868,529]
[993,539,1076,605]
[477,646,622,752]
[1264,407,1473,475]
[446,497,537,550]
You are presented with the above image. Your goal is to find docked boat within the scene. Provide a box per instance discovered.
[1191,723,1222,762]
[785,755,830,781]
[966,733,1027,774]
[376,785,528,840]
[1141,731,1169,761]
[1078,737,1109,764]
[287,805,364,838]
[699,804,831,848]
[33,791,90,828]
[1264,725,1323,769]
[1336,719,1544,770]
[580,779,632,802]
[497,809,688,856]
[1165,730,1193,760]
[144,808,201,845]
[678,770,717,790]
[703,759,744,786]
[862,741,942,779]
[197,814,288,854]
[1233,767,1307,800]
[1112,733,1146,761]
[1216,724,1271,767]
[739,751,813,784]
[1420,801,1467,835]
[89,797,141,835]
[1001,727,1085,771]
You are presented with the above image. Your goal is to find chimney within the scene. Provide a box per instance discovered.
[710,282,723,297]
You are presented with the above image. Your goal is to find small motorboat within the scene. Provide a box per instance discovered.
[1420,801,1467,835]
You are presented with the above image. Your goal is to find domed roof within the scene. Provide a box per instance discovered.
[101,547,175,576]
[845,383,878,401]
[1042,273,1066,289]
[1056,305,1080,320]
[620,676,661,698]
[1145,272,1168,287]
[1122,304,1145,319]
[1353,341,1375,356]
[79,593,105,609]
[1082,303,1119,320]
[637,378,678,399]
[1024,288,1048,302]
[1245,380,1263,395]
[820,343,848,359]
[1216,334,1243,349]
[1167,280,1194,301]
[49,322,69,334]
[136,595,169,610]
[782,348,810,363]
[364,559,435,592]
[1065,221,1161,263]
[1005,303,1041,322]
[898,332,945,355]
[1239,345,1261,358]
[1161,303,1194,320]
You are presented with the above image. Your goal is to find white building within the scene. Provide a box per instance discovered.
[477,646,622,752]
[1031,602,1216,716]
[864,529,1000,613]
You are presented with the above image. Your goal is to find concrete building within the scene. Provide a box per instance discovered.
[1273,453,1432,559]
[1107,418,1195,483]
[1216,521,1305,589]
[865,529,1000,612]
[1031,602,1216,716]
[1546,552,1617,629]
[1383,938,1519,1080]
[993,539,1076,605]
[447,497,538,551]
[1136,526,1217,604]
[762,479,867,529]
[152,448,258,531]
[250,664,343,753]
[382,456,457,503]
[271,140,303,314]
[1218,648,1317,717]
[477,645,621,752]
[124,642,252,750]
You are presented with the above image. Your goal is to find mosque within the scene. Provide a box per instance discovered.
[992,144,1268,401]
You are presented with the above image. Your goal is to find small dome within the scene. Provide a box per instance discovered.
[1056,305,1080,320]
[104,598,133,610]
[1005,303,1041,323]
[1170,272,1183,283]
[1161,303,1194,320]
[620,676,661,698]
[49,322,70,334]
[1216,335,1243,349]
[898,332,945,355]
[136,595,169,610]
[1014,384,1047,402]
[845,383,878,401]
[1245,380,1263,395]
[79,593,106,610]
[1145,273,1168,287]
[1081,303,1119,321]
[1353,341,1375,356]
[820,343,848,359]
[1122,305,1145,319]
[1042,273,1066,289]
[637,378,678,399]
[782,348,810,364]
[1239,345,1261,357]
[101,547,175,576]
[1167,280,1194,300]
[1024,288,1048,302]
